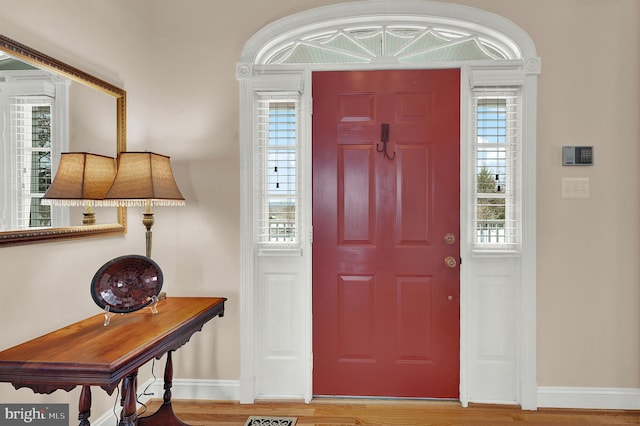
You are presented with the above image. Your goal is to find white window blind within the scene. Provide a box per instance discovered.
[256,93,300,246]
[11,97,53,229]
[472,87,521,250]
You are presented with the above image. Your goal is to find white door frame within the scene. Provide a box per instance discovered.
[237,0,540,409]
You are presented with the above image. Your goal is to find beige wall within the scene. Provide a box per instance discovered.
[0,0,637,417]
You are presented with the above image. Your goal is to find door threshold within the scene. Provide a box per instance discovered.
[312,395,460,404]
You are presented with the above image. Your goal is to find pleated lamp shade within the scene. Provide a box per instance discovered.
[41,152,116,206]
[101,152,185,207]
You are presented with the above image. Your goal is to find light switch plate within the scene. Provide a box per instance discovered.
[562,177,590,199]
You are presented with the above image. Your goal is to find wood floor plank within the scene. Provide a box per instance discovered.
[141,399,640,425]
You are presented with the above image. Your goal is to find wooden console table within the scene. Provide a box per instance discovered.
[0,296,226,425]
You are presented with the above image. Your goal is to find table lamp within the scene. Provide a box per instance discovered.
[102,152,185,257]
[41,152,117,225]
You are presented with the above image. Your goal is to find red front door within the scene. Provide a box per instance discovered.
[312,69,460,398]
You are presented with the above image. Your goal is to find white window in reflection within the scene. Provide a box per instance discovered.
[13,100,52,228]
[0,59,69,231]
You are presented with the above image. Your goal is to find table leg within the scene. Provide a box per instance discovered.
[78,385,91,426]
[138,351,188,425]
[119,371,138,426]
[163,350,174,405]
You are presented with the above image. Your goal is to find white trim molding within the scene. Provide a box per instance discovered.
[238,0,540,409]
[143,378,240,402]
[240,0,538,65]
[91,381,640,425]
[538,387,640,410]
[91,379,240,426]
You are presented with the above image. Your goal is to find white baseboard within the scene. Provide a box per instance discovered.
[143,378,240,402]
[92,382,640,425]
[91,379,240,426]
[538,386,640,410]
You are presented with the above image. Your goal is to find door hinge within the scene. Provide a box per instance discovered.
[310,226,314,244]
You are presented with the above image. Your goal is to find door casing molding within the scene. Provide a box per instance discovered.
[237,0,540,409]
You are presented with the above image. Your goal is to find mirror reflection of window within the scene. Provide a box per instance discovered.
[0,55,70,231]
[14,100,52,228]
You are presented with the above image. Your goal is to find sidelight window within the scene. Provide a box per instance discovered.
[472,88,521,250]
[256,94,300,246]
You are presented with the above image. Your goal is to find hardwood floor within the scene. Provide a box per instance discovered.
[141,399,640,425]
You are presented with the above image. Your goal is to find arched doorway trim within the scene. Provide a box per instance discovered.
[240,0,537,66]
[238,0,539,409]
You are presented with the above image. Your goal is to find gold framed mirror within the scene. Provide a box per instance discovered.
[0,34,126,246]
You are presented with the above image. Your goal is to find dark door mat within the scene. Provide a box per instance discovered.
[244,416,297,426]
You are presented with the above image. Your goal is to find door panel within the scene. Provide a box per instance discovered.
[312,69,460,398]
[395,276,434,361]
[337,274,375,360]
[339,146,375,244]
[396,144,430,244]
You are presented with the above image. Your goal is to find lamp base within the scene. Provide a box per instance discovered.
[83,212,96,226]
[143,211,154,258]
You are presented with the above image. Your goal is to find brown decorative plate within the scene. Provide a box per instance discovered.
[91,255,163,313]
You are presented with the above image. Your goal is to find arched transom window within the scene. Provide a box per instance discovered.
[260,24,519,65]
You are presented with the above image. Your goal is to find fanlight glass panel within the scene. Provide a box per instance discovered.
[265,26,510,64]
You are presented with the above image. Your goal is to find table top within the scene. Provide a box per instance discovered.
[0,297,226,394]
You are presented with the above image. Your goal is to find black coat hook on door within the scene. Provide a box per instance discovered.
[377,123,395,160]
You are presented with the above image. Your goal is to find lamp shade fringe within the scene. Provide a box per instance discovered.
[41,199,101,207]
[94,199,186,207]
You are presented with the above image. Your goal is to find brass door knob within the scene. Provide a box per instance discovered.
[444,256,457,268]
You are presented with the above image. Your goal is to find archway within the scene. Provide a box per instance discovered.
[237,0,540,409]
